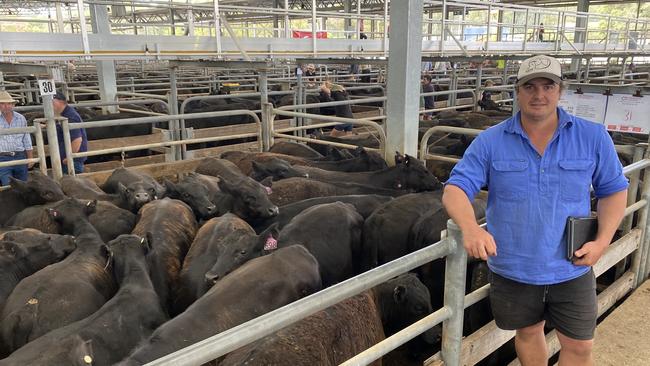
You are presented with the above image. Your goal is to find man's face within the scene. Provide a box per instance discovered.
[422,78,430,85]
[52,99,65,114]
[0,102,15,115]
[516,77,561,122]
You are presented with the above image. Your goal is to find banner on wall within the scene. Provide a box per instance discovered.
[604,94,650,134]
[292,30,328,39]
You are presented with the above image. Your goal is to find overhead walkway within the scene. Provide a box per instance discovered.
[0,0,648,61]
[593,279,650,366]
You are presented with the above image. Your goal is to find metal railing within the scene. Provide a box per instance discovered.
[0,124,47,180]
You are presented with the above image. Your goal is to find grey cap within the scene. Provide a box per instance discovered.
[516,55,562,86]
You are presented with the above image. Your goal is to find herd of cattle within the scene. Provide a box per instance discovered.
[0,140,493,366]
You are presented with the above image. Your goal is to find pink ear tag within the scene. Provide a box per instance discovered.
[264,236,278,251]
[264,186,273,195]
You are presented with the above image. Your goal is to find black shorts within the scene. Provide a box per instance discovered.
[489,269,597,340]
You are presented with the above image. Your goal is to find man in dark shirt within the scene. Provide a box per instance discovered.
[52,92,88,174]
[422,75,435,120]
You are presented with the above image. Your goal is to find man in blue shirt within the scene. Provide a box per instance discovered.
[0,91,34,185]
[52,92,88,174]
[443,55,628,365]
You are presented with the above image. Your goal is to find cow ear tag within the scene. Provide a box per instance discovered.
[264,235,278,251]
[264,186,273,195]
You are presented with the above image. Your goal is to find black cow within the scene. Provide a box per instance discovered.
[118,245,321,365]
[0,199,115,353]
[163,176,217,220]
[250,158,309,181]
[61,175,158,214]
[60,175,106,199]
[268,141,324,159]
[0,171,66,225]
[131,198,197,313]
[0,232,76,313]
[276,202,364,286]
[102,167,165,200]
[221,273,436,366]
[0,235,167,366]
[194,157,247,181]
[253,194,393,233]
[7,200,136,243]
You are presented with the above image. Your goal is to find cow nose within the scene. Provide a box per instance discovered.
[135,192,150,202]
[268,206,279,216]
[205,273,219,284]
[206,205,216,213]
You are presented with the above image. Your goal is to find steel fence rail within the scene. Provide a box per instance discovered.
[0,124,47,174]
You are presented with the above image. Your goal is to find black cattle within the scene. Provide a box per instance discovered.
[254,194,393,233]
[131,198,197,313]
[84,112,155,141]
[268,177,409,206]
[273,94,322,115]
[60,175,106,199]
[307,131,380,155]
[268,141,324,159]
[7,200,136,243]
[276,202,364,286]
[0,235,167,366]
[119,245,321,365]
[0,171,66,226]
[220,151,311,175]
[0,232,76,313]
[163,176,217,220]
[102,167,165,198]
[194,157,246,181]
[0,199,115,353]
[182,101,254,130]
[250,158,309,181]
[221,273,436,366]
[261,153,440,193]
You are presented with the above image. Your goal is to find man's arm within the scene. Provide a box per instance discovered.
[25,149,34,168]
[574,189,627,266]
[62,136,82,163]
[442,184,497,260]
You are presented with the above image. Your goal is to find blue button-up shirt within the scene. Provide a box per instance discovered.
[0,111,32,153]
[56,105,88,163]
[447,107,628,285]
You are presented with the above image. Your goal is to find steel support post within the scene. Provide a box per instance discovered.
[449,67,458,107]
[262,102,274,151]
[43,95,63,180]
[213,0,222,56]
[76,0,91,58]
[572,0,589,71]
[440,220,467,366]
[91,4,117,113]
[383,0,388,56]
[259,71,271,151]
[169,67,181,161]
[284,0,290,38]
[311,0,317,56]
[385,0,423,164]
[296,71,304,138]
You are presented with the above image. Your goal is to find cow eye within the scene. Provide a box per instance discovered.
[182,193,190,199]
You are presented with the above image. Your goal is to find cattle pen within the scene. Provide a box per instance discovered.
[2,0,650,365]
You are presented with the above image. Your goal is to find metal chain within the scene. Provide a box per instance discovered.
[120,150,126,168]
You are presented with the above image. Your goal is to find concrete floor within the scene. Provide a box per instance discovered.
[593,279,650,366]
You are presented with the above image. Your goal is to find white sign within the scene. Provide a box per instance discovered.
[604,94,650,134]
[37,79,56,96]
[559,90,607,124]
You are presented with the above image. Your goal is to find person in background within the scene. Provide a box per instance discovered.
[421,74,435,120]
[320,80,354,137]
[478,79,498,111]
[539,23,545,42]
[0,91,33,185]
[52,91,88,174]
[443,55,628,366]
[303,64,317,88]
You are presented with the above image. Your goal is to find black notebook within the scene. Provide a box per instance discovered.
[565,216,598,261]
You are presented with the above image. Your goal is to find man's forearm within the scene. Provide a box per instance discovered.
[70,137,82,153]
[442,184,479,231]
[596,189,628,245]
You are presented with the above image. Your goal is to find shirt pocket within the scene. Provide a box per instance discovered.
[491,159,529,201]
[559,159,594,202]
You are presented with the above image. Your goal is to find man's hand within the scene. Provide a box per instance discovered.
[572,240,608,266]
[27,162,35,169]
[462,225,497,261]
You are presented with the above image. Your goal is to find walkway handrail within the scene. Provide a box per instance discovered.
[145,220,465,366]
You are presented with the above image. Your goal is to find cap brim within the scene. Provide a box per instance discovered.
[516,73,562,86]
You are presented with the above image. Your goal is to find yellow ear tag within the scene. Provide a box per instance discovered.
[84,355,93,364]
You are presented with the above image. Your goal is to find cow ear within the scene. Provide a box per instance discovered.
[393,284,407,304]
[117,182,130,196]
[259,176,273,189]
[0,241,20,256]
[84,199,97,214]
[145,232,155,253]
[163,179,177,197]
[394,151,404,165]
[258,223,279,251]
[216,176,233,193]
[140,235,152,254]
[9,177,29,192]
[404,154,412,166]
[47,207,61,219]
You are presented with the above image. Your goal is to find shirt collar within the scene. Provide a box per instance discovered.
[505,107,574,136]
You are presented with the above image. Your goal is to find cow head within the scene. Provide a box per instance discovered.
[250,158,309,182]
[217,176,279,220]
[383,273,440,344]
[394,154,442,191]
[118,181,158,212]
[204,223,280,286]
[10,170,66,205]
[108,234,151,283]
[46,198,97,234]
[163,177,216,220]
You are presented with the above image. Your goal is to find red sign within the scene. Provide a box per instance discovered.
[292,30,328,39]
